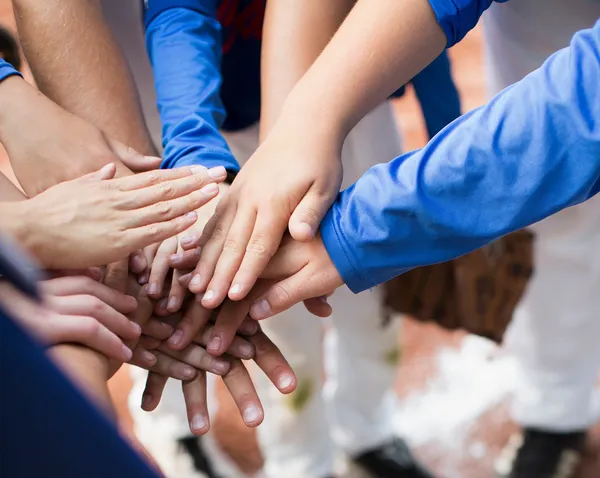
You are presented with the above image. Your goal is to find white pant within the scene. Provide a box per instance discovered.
[100,1,405,476]
[483,0,600,431]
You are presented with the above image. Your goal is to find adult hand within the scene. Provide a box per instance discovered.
[11,163,226,269]
[0,277,137,362]
[182,125,343,308]
[139,321,296,435]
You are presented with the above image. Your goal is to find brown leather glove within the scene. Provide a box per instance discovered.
[383,230,534,343]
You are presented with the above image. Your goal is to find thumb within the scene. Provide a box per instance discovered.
[81,163,117,182]
[288,186,335,242]
[108,137,162,172]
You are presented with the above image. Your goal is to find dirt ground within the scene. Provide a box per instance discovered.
[1,2,598,477]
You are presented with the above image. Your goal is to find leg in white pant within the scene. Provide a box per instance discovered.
[505,197,600,431]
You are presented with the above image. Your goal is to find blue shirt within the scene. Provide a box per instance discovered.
[321,17,600,293]
[143,0,461,170]
[0,58,21,82]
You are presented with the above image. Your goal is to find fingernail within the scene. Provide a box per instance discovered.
[180,235,196,247]
[191,165,208,174]
[207,166,226,179]
[251,299,272,319]
[167,296,180,311]
[194,247,202,256]
[147,282,159,296]
[200,183,219,195]
[122,345,133,361]
[142,350,156,364]
[239,343,254,358]
[229,284,242,296]
[182,366,196,379]
[297,222,315,239]
[190,274,202,287]
[185,211,198,219]
[278,374,294,390]
[157,297,168,311]
[239,320,258,336]
[142,393,153,409]
[131,322,142,336]
[170,253,182,264]
[208,336,222,353]
[203,290,214,302]
[138,272,149,285]
[212,361,229,374]
[243,405,261,424]
[191,414,207,431]
[169,329,184,348]
[179,273,192,285]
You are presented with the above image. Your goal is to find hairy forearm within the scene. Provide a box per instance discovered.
[260,0,356,138]
[277,0,446,143]
[13,0,155,156]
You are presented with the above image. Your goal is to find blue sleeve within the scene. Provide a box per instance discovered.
[0,58,21,82]
[411,50,462,138]
[428,0,506,47]
[144,2,240,172]
[321,21,600,293]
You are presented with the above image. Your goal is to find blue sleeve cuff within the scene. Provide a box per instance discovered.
[0,59,22,83]
[143,0,218,28]
[427,0,505,47]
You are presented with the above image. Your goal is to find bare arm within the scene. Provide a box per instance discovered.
[276,0,446,143]
[12,0,155,155]
[260,0,356,137]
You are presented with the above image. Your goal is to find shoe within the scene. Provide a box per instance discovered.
[350,437,435,478]
[495,428,586,478]
[178,435,223,478]
[0,26,21,71]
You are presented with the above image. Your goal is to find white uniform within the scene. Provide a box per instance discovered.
[100,1,403,477]
[483,0,600,432]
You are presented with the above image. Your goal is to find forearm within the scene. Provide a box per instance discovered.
[144,4,238,171]
[276,0,495,143]
[260,0,356,137]
[48,344,115,418]
[13,0,155,157]
[322,21,600,292]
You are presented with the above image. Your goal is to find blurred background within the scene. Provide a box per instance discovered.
[1,1,598,477]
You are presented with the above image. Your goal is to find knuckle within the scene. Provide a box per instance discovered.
[246,236,269,257]
[223,237,241,254]
[146,171,161,186]
[81,317,102,340]
[145,223,163,239]
[157,181,176,199]
[299,207,321,224]
[271,284,292,307]
[154,201,172,217]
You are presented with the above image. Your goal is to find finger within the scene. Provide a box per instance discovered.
[157,342,230,376]
[222,359,264,427]
[204,295,254,356]
[129,250,147,275]
[249,330,296,394]
[201,209,256,308]
[146,237,178,298]
[166,298,212,351]
[288,186,335,242]
[80,163,117,182]
[303,296,333,318]
[123,183,220,228]
[195,325,255,360]
[141,372,168,411]
[178,272,192,288]
[180,201,221,251]
[227,212,285,301]
[51,267,103,282]
[142,317,175,341]
[49,314,132,363]
[124,212,199,260]
[166,244,188,313]
[170,248,201,270]
[129,346,158,370]
[111,165,208,192]
[188,203,236,293]
[150,351,198,381]
[138,334,162,350]
[250,268,324,320]
[258,236,307,280]
[48,294,141,340]
[42,276,137,314]
[182,372,210,435]
[138,242,161,285]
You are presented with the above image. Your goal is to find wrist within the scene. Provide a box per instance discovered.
[0,201,32,250]
[0,75,30,138]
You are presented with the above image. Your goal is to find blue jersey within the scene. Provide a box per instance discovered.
[143,0,461,170]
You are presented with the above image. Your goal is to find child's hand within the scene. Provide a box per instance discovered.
[184,127,343,308]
